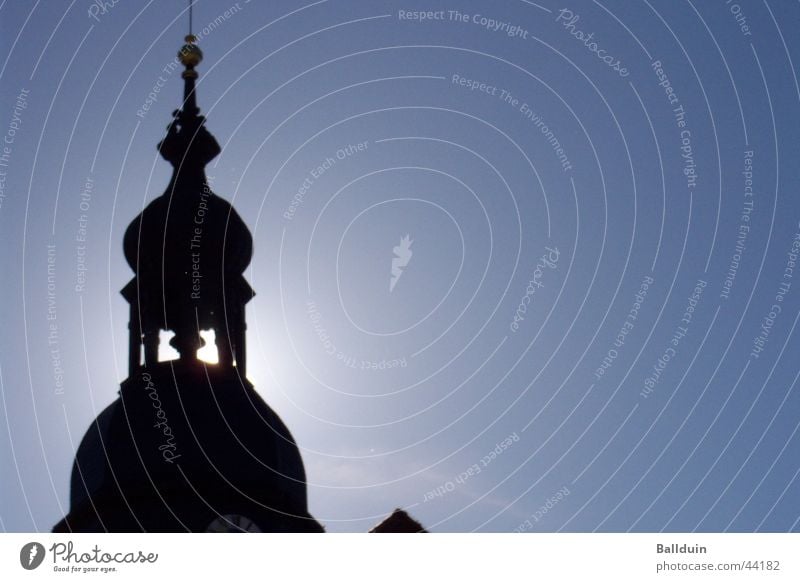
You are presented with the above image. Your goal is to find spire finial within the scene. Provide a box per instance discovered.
[179,35,203,78]
[178,2,202,118]
[179,0,201,78]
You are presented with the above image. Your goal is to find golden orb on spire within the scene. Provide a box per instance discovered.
[179,34,203,68]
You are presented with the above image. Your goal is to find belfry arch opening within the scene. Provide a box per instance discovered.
[156,329,221,364]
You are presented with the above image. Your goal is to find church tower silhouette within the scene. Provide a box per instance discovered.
[53,35,323,533]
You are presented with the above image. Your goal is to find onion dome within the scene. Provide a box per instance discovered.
[121,33,253,372]
[54,364,321,532]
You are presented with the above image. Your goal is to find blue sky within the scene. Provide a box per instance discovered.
[1,0,799,532]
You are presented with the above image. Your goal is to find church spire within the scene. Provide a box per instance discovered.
[53,18,322,535]
[181,0,201,112]
[179,34,201,114]
[157,35,219,186]
[122,32,253,376]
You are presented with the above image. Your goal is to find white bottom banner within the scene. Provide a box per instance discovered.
[1,533,797,581]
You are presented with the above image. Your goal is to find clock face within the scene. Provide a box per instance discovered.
[206,514,262,533]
